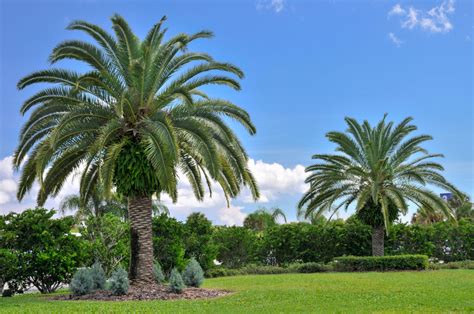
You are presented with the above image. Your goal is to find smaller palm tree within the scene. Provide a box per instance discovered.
[243,207,287,231]
[412,192,473,224]
[60,184,169,222]
[59,185,126,222]
[411,206,445,224]
[448,193,474,221]
[298,116,458,255]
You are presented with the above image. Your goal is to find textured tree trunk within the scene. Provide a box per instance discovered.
[128,195,154,286]
[372,226,385,256]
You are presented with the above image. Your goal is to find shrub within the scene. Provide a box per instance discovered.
[260,222,341,265]
[90,262,106,290]
[429,260,474,270]
[70,268,94,296]
[334,255,429,272]
[81,214,129,276]
[240,264,289,275]
[182,258,205,287]
[211,226,259,268]
[152,214,187,274]
[205,267,240,278]
[0,208,86,293]
[169,268,185,293]
[289,262,332,273]
[153,262,165,284]
[205,262,335,278]
[184,213,218,271]
[0,249,17,295]
[108,267,129,296]
[385,220,474,262]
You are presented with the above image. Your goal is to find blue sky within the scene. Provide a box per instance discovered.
[0,0,472,224]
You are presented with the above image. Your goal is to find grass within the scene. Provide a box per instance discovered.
[1,270,473,313]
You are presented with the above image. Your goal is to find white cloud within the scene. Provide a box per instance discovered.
[389,0,455,34]
[162,158,307,223]
[256,0,285,13]
[388,4,406,16]
[218,205,247,226]
[0,157,17,205]
[402,7,420,30]
[0,155,82,214]
[388,32,403,47]
[245,159,306,203]
[0,155,307,225]
[0,156,14,179]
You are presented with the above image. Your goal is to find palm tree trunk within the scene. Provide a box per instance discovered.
[372,226,385,256]
[128,195,154,286]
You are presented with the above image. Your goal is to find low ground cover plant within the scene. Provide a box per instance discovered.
[153,262,165,284]
[90,262,106,290]
[429,260,474,270]
[70,269,94,296]
[108,267,129,296]
[182,258,205,287]
[169,268,185,293]
[334,255,429,271]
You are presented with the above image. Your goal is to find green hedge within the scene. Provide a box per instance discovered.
[250,220,473,266]
[257,220,372,265]
[385,220,474,262]
[205,262,333,278]
[334,255,429,272]
[289,262,333,273]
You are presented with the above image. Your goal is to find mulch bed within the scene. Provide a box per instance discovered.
[50,283,232,301]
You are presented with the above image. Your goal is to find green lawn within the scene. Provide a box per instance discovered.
[1,270,473,313]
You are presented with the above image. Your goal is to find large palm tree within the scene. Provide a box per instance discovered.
[14,15,259,286]
[297,116,456,256]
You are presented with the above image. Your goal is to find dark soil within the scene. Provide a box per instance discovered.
[50,283,231,302]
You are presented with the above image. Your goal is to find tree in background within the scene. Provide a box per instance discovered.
[14,15,259,287]
[60,186,169,223]
[298,116,457,256]
[60,184,127,222]
[212,226,259,268]
[80,213,130,276]
[411,206,445,225]
[448,193,474,222]
[184,212,217,271]
[0,249,16,295]
[298,210,328,225]
[243,207,287,232]
[412,193,473,225]
[0,208,86,293]
[152,214,187,275]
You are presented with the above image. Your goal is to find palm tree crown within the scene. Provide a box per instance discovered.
[298,116,457,231]
[14,14,259,205]
[243,207,287,231]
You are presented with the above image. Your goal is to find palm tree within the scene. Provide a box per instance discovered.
[60,185,169,223]
[243,207,287,231]
[412,193,474,224]
[411,206,445,224]
[14,15,259,287]
[448,193,474,221]
[298,116,456,256]
[59,182,125,221]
